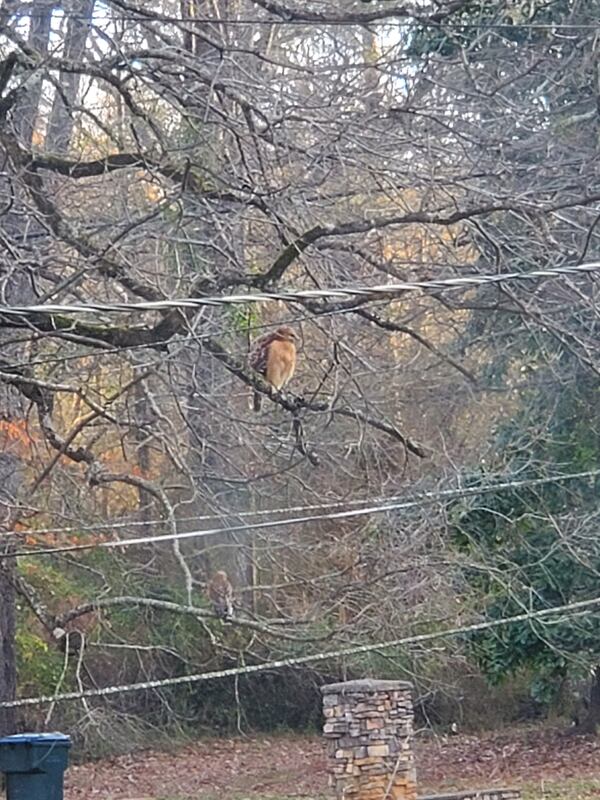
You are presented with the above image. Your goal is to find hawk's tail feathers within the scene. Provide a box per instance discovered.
[213,600,234,621]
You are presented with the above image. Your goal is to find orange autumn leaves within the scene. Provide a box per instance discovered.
[3,364,165,527]
[0,418,33,454]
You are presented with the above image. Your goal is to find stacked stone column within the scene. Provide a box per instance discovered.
[321,679,417,800]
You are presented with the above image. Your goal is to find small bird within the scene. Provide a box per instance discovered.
[207,570,234,621]
[248,325,298,411]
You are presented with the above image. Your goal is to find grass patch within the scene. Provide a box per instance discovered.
[418,775,600,800]
[521,777,600,799]
[157,782,600,800]
[139,787,600,800]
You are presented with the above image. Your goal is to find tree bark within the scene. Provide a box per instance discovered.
[578,667,600,735]
[0,561,16,736]
[45,0,95,153]
[0,0,57,736]
[0,454,20,736]
[15,0,54,146]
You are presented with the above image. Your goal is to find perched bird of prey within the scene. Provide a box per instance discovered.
[207,570,234,621]
[248,325,298,411]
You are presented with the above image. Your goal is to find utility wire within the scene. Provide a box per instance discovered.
[6,468,598,540]
[2,261,600,319]
[2,593,599,709]
[5,469,599,560]
[2,486,435,539]
[1,296,397,371]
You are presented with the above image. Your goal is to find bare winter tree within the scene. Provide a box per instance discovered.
[0,0,599,739]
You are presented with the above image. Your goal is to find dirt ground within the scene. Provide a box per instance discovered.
[64,725,600,799]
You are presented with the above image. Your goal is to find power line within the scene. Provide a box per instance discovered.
[5,468,599,559]
[2,592,599,709]
[1,486,433,539]
[6,466,598,540]
[1,296,396,371]
[2,261,600,319]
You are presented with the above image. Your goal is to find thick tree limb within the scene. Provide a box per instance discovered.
[57,595,325,642]
[251,0,468,25]
[0,309,182,350]
[1,131,161,302]
[30,152,265,208]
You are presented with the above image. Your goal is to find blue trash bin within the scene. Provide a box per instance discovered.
[0,733,71,800]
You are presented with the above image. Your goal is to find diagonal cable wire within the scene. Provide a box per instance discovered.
[6,466,586,539]
[2,594,599,709]
[4,468,599,559]
[1,261,600,317]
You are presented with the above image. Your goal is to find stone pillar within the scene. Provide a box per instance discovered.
[321,679,417,800]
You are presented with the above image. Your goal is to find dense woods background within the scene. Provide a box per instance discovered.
[1,0,600,752]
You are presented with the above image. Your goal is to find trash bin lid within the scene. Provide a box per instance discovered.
[0,733,70,746]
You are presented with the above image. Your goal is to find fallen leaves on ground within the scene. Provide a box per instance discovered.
[416,726,600,794]
[64,724,600,799]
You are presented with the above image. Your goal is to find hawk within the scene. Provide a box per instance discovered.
[248,325,298,411]
[207,570,234,621]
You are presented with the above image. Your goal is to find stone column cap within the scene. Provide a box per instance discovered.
[321,678,413,694]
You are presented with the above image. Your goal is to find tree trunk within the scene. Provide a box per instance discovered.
[0,562,16,736]
[45,0,95,153]
[175,1,253,601]
[0,2,55,734]
[0,454,21,736]
[578,667,600,735]
[131,376,154,538]
[16,0,54,146]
